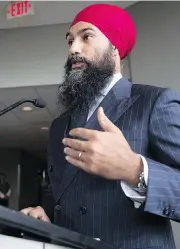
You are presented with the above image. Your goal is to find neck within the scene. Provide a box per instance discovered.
[114,68,121,74]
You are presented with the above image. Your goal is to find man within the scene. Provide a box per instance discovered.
[0,173,11,207]
[21,4,180,249]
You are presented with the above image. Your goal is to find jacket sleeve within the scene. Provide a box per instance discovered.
[144,89,180,221]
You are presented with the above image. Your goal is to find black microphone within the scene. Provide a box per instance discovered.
[0,98,46,117]
[29,98,46,108]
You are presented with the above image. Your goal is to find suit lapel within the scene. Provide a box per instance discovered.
[85,78,140,130]
[57,108,88,202]
[56,78,140,202]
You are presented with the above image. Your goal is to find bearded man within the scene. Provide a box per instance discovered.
[21,4,180,249]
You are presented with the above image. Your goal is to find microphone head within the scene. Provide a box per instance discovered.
[33,98,46,108]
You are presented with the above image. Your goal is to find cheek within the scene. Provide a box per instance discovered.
[82,39,103,59]
[83,48,105,63]
[82,46,96,60]
[81,39,111,62]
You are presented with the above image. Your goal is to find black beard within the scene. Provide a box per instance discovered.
[58,49,115,113]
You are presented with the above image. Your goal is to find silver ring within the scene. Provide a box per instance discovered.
[78,152,82,160]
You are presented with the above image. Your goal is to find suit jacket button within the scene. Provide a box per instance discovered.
[171,209,175,215]
[55,205,61,211]
[48,165,53,172]
[163,207,170,216]
[79,206,87,215]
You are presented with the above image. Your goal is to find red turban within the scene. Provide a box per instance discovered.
[70,4,136,60]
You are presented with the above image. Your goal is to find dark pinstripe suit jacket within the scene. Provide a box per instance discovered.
[47,78,180,249]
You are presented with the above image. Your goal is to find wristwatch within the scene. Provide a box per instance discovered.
[138,171,147,189]
[135,171,147,195]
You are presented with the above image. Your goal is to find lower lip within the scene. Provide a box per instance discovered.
[71,63,85,69]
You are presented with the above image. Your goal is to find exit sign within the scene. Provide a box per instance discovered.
[6,1,34,20]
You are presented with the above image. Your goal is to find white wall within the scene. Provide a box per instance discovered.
[128,2,180,90]
[0,24,68,88]
[0,23,131,88]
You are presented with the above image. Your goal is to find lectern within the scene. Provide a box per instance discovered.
[0,206,115,249]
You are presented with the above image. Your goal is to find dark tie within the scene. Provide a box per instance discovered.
[70,108,89,130]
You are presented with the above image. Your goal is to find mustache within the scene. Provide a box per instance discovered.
[65,55,91,68]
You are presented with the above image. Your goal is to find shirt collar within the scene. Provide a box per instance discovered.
[101,73,122,96]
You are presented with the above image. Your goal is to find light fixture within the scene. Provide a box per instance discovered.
[41,127,49,130]
[21,106,33,112]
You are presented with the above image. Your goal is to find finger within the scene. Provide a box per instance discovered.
[41,215,51,222]
[97,107,120,133]
[64,147,80,159]
[29,210,41,219]
[64,147,88,162]
[65,155,86,170]
[20,207,34,215]
[62,138,87,151]
[37,214,50,222]
[69,128,99,140]
[64,147,86,161]
[29,209,46,219]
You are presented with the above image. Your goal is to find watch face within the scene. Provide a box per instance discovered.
[137,172,147,190]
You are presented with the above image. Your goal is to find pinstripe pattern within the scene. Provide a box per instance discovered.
[47,78,180,249]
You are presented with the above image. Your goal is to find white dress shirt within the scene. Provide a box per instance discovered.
[86,73,148,207]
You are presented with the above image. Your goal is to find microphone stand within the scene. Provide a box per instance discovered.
[0,99,44,117]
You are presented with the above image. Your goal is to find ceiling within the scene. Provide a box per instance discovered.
[0,1,137,29]
[0,84,59,160]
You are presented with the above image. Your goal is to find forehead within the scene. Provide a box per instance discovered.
[67,22,102,37]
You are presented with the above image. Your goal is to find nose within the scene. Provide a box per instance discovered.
[69,39,83,56]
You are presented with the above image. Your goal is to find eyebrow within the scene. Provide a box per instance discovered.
[66,28,95,39]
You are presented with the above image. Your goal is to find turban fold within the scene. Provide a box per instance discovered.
[71,4,136,60]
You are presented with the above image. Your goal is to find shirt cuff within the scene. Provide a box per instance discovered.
[121,155,148,207]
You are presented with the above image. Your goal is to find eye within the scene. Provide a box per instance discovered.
[83,34,91,41]
[68,40,73,46]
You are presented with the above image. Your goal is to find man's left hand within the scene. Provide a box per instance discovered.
[63,107,142,186]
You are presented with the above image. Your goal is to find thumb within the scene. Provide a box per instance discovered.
[97,107,120,133]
